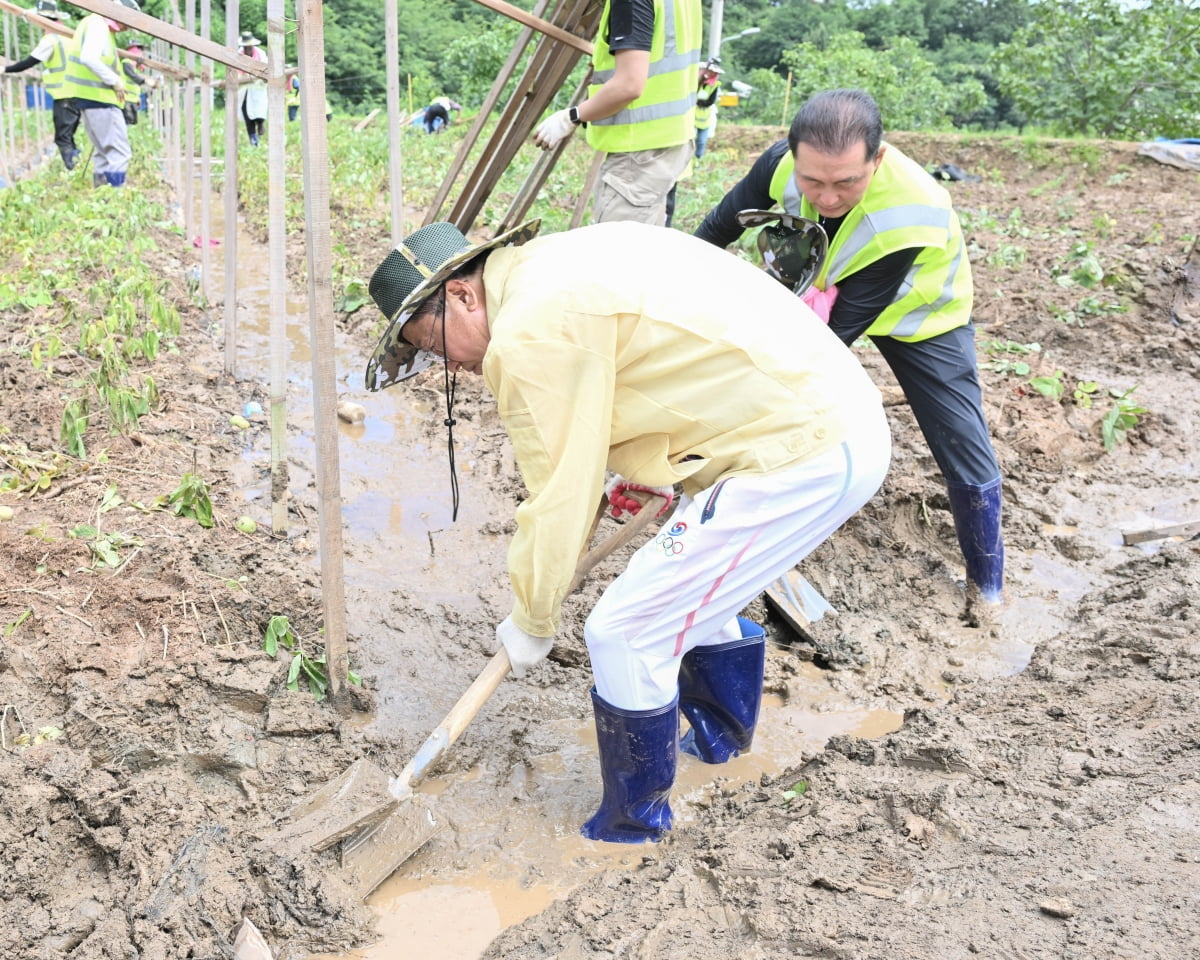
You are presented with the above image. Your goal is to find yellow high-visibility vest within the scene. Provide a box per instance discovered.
[769,144,972,342]
[62,15,120,107]
[586,0,701,154]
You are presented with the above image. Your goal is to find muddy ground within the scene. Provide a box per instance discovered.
[1,130,1198,960]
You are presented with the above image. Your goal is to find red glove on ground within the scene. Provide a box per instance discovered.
[604,475,675,519]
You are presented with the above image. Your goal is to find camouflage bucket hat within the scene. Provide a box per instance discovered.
[735,209,827,296]
[364,219,541,391]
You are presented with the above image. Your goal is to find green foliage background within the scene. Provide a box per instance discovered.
[48,0,1200,137]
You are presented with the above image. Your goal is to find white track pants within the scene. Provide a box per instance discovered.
[586,408,891,710]
[80,106,131,176]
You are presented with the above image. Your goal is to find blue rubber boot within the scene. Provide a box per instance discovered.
[946,477,1005,603]
[679,617,766,764]
[105,171,126,188]
[581,689,678,843]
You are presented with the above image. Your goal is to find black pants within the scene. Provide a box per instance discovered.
[872,323,1001,486]
[242,98,264,139]
[53,96,81,160]
[424,102,449,134]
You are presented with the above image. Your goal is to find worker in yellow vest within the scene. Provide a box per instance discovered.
[1,0,81,170]
[62,0,140,187]
[120,40,148,126]
[532,0,702,226]
[693,57,722,159]
[696,89,1005,606]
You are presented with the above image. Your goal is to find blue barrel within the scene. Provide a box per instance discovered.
[25,86,54,109]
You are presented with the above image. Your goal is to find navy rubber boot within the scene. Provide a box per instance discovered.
[581,689,678,843]
[105,171,127,188]
[946,477,1005,603]
[679,617,766,764]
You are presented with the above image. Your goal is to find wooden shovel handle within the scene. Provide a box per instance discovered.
[390,492,667,796]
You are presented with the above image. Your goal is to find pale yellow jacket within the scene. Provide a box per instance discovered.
[482,222,882,637]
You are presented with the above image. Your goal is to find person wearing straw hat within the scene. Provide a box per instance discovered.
[531,0,703,226]
[695,88,1006,608]
[236,30,267,146]
[2,0,81,170]
[61,0,141,187]
[364,218,890,843]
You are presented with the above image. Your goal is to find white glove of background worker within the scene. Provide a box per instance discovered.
[496,615,554,678]
[533,108,575,151]
[604,474,676,520]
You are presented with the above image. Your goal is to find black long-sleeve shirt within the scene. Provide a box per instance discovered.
[695,139,919,345]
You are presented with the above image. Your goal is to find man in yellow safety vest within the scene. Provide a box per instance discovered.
[695,88,1006,607]
[532,0,702,226]
[1,0,81,170]
[62,0,140,187]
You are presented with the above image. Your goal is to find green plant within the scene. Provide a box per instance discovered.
[983,341,1041,375]
[60,400,90,458]
[158,472,214,528]
[68,524,142,569]
[781,779,809,807]
[1101,387,1147,451]
[263,615,362,700]
[1028,369,1065,400]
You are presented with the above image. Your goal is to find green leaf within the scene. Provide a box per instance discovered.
[287,652,302,690]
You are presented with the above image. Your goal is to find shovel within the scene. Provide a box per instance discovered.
[270,491,667,899]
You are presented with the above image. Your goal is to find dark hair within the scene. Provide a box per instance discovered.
[787,89,883,161]
[407,250,491,326]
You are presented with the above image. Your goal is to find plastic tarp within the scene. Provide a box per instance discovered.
[1137,138,1200,171]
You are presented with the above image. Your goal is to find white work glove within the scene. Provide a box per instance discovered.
[604,474,676,520]
[111,82,126,105]
[496,615,554,678]
[533,108,575,151]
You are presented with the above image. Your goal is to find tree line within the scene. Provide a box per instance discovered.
[51,0,1200,139]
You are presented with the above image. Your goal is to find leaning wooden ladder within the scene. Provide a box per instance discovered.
[426,0,606,234]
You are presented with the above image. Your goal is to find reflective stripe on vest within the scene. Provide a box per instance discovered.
[586,0,702,154]
[123,67,140,101]
[63,15,120,106]
[768,145,972,342]
[42,37,69,97]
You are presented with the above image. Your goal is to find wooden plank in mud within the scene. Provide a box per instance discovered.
[1122,519,1200,545]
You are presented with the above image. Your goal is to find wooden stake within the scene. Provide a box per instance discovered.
[182,0,195,246]
[296,0,350,713]
[384,0,404,245]
[266,0,289,536]
[222,0,239,378]
[199,0,212,302]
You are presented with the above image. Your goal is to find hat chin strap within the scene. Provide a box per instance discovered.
[437,296,461,522]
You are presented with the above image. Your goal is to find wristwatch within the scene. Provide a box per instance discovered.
[568,105,584,126]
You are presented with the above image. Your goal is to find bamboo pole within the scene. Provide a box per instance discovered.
[266,0,288,536]
[384,0,403,245]
[295,0,349,713]
[27,18,45,152]
[183,0,195,249]
[222,0,238,377]
[2,13,17,174]
[199,0,212,302]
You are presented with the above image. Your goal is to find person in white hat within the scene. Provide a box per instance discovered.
[237,30,267,146]
[364,218,890,844]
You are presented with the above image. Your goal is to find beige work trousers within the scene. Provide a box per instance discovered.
[592,141,694,227]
